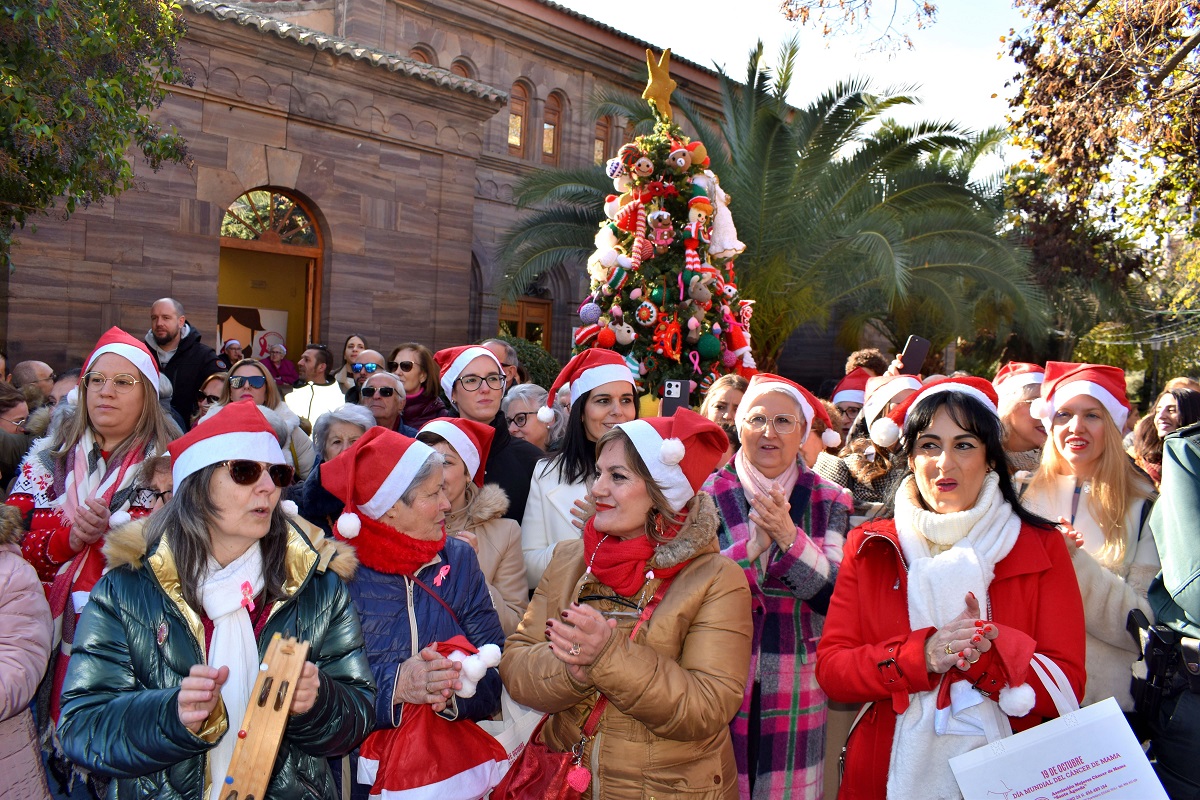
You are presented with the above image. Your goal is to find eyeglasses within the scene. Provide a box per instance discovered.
[131,487,173,507]
[500,362,517,370]
[0,414,27,429]
[507,411,534,428]
[229,375,268,390]
[388,360,416,373]
[197,391,221,404]
[456,374,505,392]
[351,363,382,375]
[221,460,295,488]
[83,372,141,393]
[360,386,396,398]
[743,414,801,435]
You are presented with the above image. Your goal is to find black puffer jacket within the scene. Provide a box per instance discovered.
[147,326,221,426]
[58,516,376,799]
[481,411,544,523]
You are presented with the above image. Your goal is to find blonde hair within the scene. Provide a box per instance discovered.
[1027,403,1154,567]
[220,359,283,409]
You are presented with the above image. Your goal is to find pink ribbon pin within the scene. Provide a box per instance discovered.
[240,581,255,613]
[433,564,451,587]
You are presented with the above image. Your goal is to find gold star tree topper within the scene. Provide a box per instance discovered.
[642,49,677,122]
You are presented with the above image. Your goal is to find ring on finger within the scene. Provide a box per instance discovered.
[569,642,582,656]
[966,651,980,665]
[944,642,956,656]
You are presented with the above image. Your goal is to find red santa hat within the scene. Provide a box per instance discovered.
[434,346,503,404]
[831,367,871,406]
[167,399,285,487]
[319,426,438,539]
[735,373,841,449]
[418,418,494,487]
[545,349,635,422]
[862,374,923,430]
[222,338,242,351]
[614,408,728,512]
[870,376,1000,448]
[85,326,160,397]
[1029,361,1130,430]
[992,361,1045,403]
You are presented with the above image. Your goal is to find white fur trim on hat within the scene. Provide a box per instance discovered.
[821,428,842,448]
[570,363,635,406]
[439,347,502,403]
[422,420,481,482]
[88,342,160,397]
[171,430,285,488]
[736,382,815,444]
[536,405,555,424]
[831,388,865,406]
[358,439,437,519]
[616,419,692,512]
[1040,380,1129,430]
[862,376,922,426]
[998,682,1037,717]
[910,383,999,420]
[995,372,1044,402]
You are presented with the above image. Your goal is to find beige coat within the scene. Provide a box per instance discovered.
[446,483,527,636]
[0,506,52,800]
[500,493,751,800]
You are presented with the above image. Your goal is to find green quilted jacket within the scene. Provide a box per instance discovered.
[58,516,376,799]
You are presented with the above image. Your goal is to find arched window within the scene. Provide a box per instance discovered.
[508,83,528,157]
[408,45,436,66]
[594,115,612,165]
[542,93,562,166]
[450,59,473,79]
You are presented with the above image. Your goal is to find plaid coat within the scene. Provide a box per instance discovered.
[703,462,852,800]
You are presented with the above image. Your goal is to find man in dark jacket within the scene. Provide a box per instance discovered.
[145,298,222,426]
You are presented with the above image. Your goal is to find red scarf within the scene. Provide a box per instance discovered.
[582,516,689,597]
[349,514,446,576]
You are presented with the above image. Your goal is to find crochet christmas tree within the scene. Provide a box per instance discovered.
[575,49,756,404]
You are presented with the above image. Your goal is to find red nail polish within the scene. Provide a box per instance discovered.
[974,620,985,626]
[560,611,569,619]
[972,634,981,643]
[958,651,966,658]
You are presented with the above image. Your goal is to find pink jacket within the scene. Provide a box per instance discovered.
[0,526,53,799]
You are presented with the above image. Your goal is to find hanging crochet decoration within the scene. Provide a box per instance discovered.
[574,48,754,404]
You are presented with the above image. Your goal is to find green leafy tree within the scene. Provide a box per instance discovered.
[500,40,1044,385]
[1,0,190,270]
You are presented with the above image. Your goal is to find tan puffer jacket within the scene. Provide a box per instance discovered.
[500,493,751,800]
[445,482,527,636]
[0,505,52,800]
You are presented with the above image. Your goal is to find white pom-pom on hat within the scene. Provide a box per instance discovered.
[821,428,842,448]
[336,511,361,539]
[108,510,132,528]
[279,499,298,516]
[870,416,901,448]
[1028,397,1050,421]
[478,643,502,667]
[537,405,555,424]
[659,437,685,466]
[999,682,1037,717]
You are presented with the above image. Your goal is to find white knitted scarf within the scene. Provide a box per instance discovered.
[887,472,1021,800]
[200,543,264,800]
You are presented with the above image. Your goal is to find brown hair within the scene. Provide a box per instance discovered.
[389,342,440,397]
[220,359,282,409]
[699,373,748,418]
[594,427,682,542]
[846,348,889,376]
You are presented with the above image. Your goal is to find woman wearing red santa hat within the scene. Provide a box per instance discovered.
[993,361,1047,474]
[418,418,527,636]
[6,327,181,750]
[520,349,638,591]
[1018,361,1159,712]
[57,400,375,799]
[501,408,751,799]
[817,377,1085,800]
[320,426,506,800]
[701,373,851,799]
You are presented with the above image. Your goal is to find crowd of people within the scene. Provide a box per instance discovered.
[0,296,1195,800]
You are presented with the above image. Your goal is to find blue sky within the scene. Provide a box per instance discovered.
[556,0,1027,154]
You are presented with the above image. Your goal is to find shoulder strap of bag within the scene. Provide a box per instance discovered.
[1030,653,1080,716]
[411,574,460,626]
[579,574,677,738]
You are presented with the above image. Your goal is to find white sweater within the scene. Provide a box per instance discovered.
[519,458,587,590]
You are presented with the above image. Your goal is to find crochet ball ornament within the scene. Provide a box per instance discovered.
[635,301,659,327]
[721,348,739,367]
[596,327,617,349]
[696,333,721,361]
[579,302,602,326]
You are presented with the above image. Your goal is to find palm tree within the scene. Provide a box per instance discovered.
[499,40,1046,373]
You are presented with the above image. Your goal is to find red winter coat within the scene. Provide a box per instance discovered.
[815,519,1086,799]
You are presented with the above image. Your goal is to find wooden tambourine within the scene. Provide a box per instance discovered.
[219,633,311,800]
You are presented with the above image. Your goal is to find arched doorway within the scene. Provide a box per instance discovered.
[218,188,323,361]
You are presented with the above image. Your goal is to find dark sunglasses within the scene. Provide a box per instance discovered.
[351,363,382,374]
[388,360,416,373]
[197,391,221,404]
[229,375,268,390]
[360,386,396,398]
[221,460,295,488]
[132,487,173,507]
